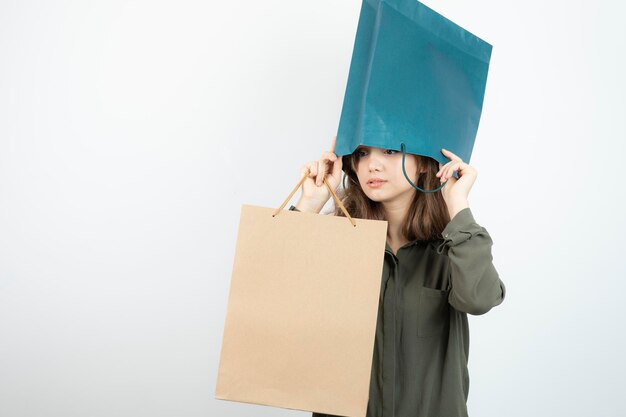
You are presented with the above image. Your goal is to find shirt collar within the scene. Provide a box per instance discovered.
[384,238,428,255]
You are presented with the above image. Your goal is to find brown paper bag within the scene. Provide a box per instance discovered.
[215,175,388,417]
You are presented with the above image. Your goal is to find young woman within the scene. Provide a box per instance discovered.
[290,136,506,417]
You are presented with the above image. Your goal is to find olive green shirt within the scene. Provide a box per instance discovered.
[288,205,506,417]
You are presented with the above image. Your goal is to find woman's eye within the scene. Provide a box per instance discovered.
[356,149,396,157]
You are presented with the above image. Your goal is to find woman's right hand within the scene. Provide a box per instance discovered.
[296,136,343,213]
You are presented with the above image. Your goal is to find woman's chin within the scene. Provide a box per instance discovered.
[364,191,387,203]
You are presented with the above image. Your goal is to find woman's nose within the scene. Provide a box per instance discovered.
[368,155,383,172]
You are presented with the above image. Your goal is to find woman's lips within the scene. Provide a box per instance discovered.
[367,180,386,188]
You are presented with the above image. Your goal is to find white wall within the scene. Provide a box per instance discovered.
[1,1,624,416]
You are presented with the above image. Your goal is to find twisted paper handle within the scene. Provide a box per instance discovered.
[272,172,356,227]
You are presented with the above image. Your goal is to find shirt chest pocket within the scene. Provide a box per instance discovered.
[417,286,450,337]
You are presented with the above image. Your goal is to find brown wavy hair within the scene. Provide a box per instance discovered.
[332,152,451,243]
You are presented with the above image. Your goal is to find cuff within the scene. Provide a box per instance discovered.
[436,207,484,253]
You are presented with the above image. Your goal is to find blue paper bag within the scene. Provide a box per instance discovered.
[335,0,492,188]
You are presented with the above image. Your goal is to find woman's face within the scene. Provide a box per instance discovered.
[354,145,420,206]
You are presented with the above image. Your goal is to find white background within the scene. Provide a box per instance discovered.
[1,0,625,416]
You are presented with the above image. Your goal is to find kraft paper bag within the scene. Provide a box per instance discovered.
[215,176,388,417]
[335,0,493,168]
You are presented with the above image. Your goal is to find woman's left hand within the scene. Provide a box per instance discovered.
[436,148,476,218]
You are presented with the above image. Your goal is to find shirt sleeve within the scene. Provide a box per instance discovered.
[435,207,506,315]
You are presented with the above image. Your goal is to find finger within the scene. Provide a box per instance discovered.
[442,162,455,181]
[443,163,455,181]
[316,159,328,186]
[330,135,337,153]
[439,168,446,181]
[320,151,337,162]
[308,162,318,179]
[457,161,469,173]
[444,161,463,180]
[441,148,462,161]
[331,153,343,180]
[437,161,452,178]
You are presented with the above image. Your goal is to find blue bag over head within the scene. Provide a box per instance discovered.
[335,0,492,192]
